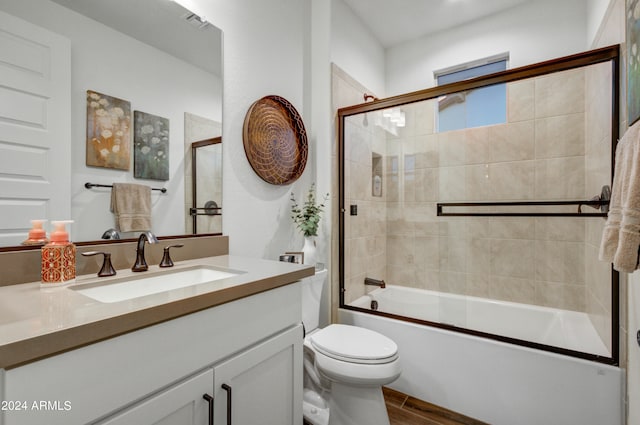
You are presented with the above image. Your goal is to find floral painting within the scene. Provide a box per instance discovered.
[628,0,640,125]
[133,111,170,181]
[86,90,131,170]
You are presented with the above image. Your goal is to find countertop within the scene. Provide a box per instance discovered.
[0,255,314,369]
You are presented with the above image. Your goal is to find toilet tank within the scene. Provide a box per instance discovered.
[301,269,328,333]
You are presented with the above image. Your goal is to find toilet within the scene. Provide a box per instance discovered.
[302,269,401,425]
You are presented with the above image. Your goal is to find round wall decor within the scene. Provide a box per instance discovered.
[242,95,308,185]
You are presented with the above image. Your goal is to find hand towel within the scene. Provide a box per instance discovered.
[110,183,151,232]
[599,120,640,273]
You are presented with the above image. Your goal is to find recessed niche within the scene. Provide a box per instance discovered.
[372,152,382,197]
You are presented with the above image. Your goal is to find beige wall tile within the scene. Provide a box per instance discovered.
[535,217,585,242]
[535,68,585,118]
[387,264,417,287]
[439,166,467,201]
[534,156,585,200]
[414,134,439,168]
[466,273,490,298]
[535,240,584,284]
[535,281,565,309]
[438,129,466,166]
[490,275,536,304]
[491,121,536,162]
[415,236,440,270]
[466,164,492,201]
[535,113,585,159]
[508,79,535,122]
[491,239,535,278]
[490,161,536,200]
[488,217,534,240]
[465,126,491,164]
[387,235,415,267]
[439,237,467,273]
[467,237,491,275]
[415,168,439,201]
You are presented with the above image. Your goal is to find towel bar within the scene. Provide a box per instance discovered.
[84,182,167,193]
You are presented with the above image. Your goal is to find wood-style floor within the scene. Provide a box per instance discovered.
[303,387,488,425]
[384,387,489,425]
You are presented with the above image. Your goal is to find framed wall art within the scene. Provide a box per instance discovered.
[133,111,170,181]
[86,90,131,170]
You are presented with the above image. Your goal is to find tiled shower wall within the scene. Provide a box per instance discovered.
[343,64,613,337]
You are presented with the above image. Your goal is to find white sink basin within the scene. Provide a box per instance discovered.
[73,266,239,303]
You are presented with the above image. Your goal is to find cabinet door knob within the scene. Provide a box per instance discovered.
[222,383,232,425]
[202,393,214,425]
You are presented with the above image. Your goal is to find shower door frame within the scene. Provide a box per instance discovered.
[337,45,621,365]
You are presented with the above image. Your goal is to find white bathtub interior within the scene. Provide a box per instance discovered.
[351,286,610,357]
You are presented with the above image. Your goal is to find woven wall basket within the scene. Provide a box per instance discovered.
[242,95,308,185]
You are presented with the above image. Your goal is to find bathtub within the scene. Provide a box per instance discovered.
[340,286,623,425]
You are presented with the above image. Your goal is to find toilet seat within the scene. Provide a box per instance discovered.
[309,324,398,364]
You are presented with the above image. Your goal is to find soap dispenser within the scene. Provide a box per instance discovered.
[41,220,76,286]
[22,219,49,246]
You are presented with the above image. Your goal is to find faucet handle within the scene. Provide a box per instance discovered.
[81,251,117,277]
[159,244,184,268]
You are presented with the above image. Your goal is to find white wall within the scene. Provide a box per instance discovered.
[587,0,615,45]
[330,0,386,98]
[0,0,222,242]
[191,0,316,261]
[386,0,589,96]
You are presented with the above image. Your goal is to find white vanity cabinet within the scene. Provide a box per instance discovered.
[96,369,214,425]
[212,325,301,424]
[0,282,303,425]
[95,326,302,425]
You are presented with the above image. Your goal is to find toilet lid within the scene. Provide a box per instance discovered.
[310,324,398,364]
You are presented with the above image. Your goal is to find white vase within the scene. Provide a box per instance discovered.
[302,236,317,267]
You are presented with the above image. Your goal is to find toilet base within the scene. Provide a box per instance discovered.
[328,383,390,425]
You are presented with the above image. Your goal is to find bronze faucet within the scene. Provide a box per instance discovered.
[131,231,158,272]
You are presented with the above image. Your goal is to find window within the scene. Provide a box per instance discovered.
[435,54,508,132]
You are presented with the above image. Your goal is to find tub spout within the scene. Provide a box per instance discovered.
[364,277,386,289]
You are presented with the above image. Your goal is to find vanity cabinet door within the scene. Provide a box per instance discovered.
[213,324,303,425]
[96,369,213,425]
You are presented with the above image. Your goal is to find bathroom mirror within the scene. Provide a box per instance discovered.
[0,0,223,247]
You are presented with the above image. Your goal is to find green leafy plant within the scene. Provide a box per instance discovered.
[290,184,329,237]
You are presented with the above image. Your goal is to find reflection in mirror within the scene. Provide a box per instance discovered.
[183,112,222,235]
[189,137,222,234]
[0,0,222,248]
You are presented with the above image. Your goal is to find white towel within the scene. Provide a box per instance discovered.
[599,121,640,272]
[110,183,151,232]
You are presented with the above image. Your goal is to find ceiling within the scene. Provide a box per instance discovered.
[343,0,534,48]
[50,0,222,76]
